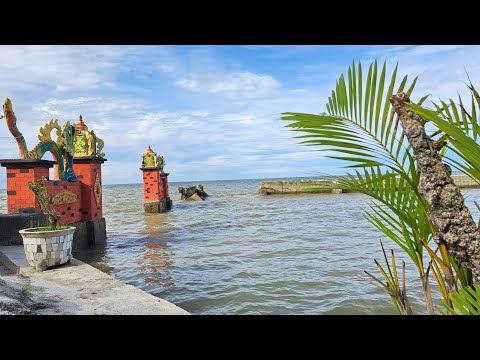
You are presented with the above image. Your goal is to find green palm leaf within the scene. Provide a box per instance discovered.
[281,60,433,251]
[438,284,480,315]
[281,60,440,312]
[409,83,480,184]
[281,59,478,314]
[336,168,432,265]
[283,61,414,173]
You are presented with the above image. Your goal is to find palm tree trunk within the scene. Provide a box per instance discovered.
[390,92,480,281]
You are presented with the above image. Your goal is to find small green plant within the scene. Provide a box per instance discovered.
[28,177,60,230]
[21,282,31,299]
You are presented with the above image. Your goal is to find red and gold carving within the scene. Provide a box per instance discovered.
[51,190,78,205]
[94,172,101,206]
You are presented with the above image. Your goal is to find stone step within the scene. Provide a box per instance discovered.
[0,245,32,275]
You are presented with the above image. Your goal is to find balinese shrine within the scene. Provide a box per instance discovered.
[141,146,172,213]
[0,98,107,247]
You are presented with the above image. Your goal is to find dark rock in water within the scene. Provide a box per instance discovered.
[179,185,209,201]
[196,185,208,198]
[178,186,197,200]
[189,193,203,201]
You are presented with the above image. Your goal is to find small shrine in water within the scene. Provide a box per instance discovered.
[140,145,172,213]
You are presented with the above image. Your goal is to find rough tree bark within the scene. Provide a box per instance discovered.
[390,92,480,281]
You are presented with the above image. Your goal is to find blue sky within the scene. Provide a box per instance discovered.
[0,45,478,187]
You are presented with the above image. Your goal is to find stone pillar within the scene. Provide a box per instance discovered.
[141,146,172,213]
[72,156,107,247]
[0,159,54,213]
[72,156,106,221]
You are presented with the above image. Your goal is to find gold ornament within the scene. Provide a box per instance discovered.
[94,172,101,206]
[51,190,78,205]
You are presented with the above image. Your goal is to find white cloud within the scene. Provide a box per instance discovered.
[159,64,175,73]
[199,156,227,166]
[220,114,269,125]
[2,45,480,190]
[403,45,473,57]
[174,71,280,98]
[269,151,326,161]
[94,99,141,113]
[0,46,130,93]
[191,111,209,118]
[34,97,147,132]
[291,89,308,93]
[174,79,199,90]
[361,46,480,98]
[38,106,61,117]
[369,45,480,103]
[207,72,280,96]
[43,97,97,107]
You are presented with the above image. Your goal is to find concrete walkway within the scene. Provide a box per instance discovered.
[0,245,189,315]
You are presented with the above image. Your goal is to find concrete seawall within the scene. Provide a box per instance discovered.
[0,245,189,315]
[259,175,480,195]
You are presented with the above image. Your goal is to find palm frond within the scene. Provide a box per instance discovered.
[438,284,480,315]
[281,60,418,181]
[358,249,413,314]
[281,59,480,315]
[410,82,480,183]
[334,168,433,266]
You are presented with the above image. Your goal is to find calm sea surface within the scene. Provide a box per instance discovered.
[2,178,480,314]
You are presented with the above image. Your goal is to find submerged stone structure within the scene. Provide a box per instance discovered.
[141,146,172,213]
[259,175,480,195]
[0,98,107,247]
[178,185,209,201]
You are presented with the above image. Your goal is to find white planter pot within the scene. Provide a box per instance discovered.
[19,226,76,270]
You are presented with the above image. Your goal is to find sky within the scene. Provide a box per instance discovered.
[0,45,478,187]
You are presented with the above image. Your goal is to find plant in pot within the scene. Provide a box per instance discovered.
[19,177,76,272]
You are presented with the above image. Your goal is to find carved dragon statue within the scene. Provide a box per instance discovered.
[3,98,104,181]
[157,155,166,174]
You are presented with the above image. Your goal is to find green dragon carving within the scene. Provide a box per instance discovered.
[91,130,105,158]
[3,98,104,181]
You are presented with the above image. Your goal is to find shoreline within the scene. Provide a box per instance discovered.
[0,245,189,315]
